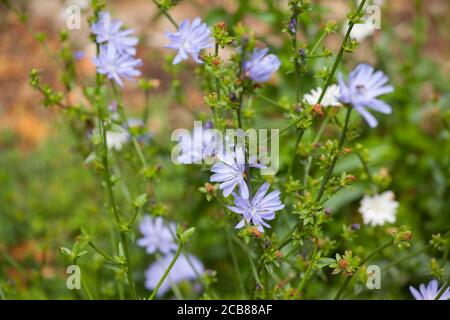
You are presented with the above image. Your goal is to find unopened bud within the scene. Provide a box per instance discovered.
[338,259,348,269]
[312,104,324,117]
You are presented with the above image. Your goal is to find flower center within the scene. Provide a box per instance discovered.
[356,84,366,94]
[106,64,117,74]
[182,40,191,51]
[369,200,382,212]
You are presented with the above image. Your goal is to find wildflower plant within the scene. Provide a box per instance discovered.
[1,0,448,302]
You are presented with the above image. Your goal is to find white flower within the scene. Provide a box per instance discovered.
[303,84,342,107]
[358,191,399,226]
[145,253,204,297]
[106,125,130,151]
[137,216,177,255]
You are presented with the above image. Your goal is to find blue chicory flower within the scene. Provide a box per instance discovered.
[409,280,450,300]
[243,48,281,83]
[228,182,284,232]
[210,146,265,199]
[91,11,138,56]
[145,253,205,297]
[92,44,142,87]
[137,216,177,255]
[165,17,213,64]
[338,63,394,128]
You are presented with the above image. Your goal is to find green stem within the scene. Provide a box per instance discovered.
[231,234,261,285]
[434,280,449,300]
[317,0,367,103]
[303,116,330,190]
[211,42,220,126]
[88,241,116,262]
[120,232,137,299]
[99,119,120,225]
[255,93,284,108]
[132,138,148,168]
[356,151,373,183]
[215,43,221,101]
[81,273,94,300]
[309,30,327,56]
[442,235,449,264]
[111,82,148,168]
[261,0,368,143]
[151,0,179,28]
[154,252,184,299]
[315,107,352,202]
[287,129,304,177]
[96,79,136,299]
[296,241,318,296]
[149,243,183,300]
[100,121,137,299]
[237,40,246,130]
[127,207,140,227]
[291,15,301,104]
[263,266,271,299]
[227,228,246,296]
[142,90,151,125]
[289,8,305,179]
[334,240,393,300]
[381,246,428,271]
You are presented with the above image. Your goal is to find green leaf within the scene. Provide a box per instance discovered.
[316,257,336,269]
[77,251,88,259]
[60,247,73,258]
[127,230,136,242]
[84,152,97,164]
[180,227,196,243]
[133,193,148,208]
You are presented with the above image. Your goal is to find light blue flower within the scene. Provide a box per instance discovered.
[228,182,284,232]
[145,253,205,297]
[338,63,394,128]
[409,280,450,300]
[137,216,177,255]
[244,48,281,83]
[210,146,265,199]
[92,44,142,87]
[91,11,138,56]
[165,17,213,64]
